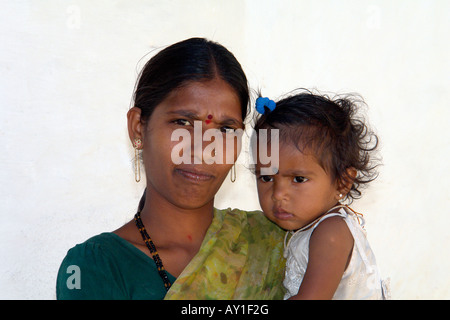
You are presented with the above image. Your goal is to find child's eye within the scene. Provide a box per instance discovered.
[173,119,191,126]
[258,175,273,183]
[293,176,308,183]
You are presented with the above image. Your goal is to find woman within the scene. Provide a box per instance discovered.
[56,38,285,300]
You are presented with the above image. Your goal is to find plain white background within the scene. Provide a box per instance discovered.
[0,0,449,299]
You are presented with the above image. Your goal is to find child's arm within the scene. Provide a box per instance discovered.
[288,216,354,300]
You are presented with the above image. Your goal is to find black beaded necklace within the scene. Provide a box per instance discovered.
[134,211,172,291]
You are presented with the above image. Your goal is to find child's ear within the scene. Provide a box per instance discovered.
[336,167,357,199]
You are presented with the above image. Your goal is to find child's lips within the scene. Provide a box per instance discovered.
[273,207,294,220]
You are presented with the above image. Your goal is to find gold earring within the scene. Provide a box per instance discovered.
[133,138,143,183]
[230,164,236,183]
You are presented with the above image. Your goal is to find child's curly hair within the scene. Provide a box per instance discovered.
[253,89,380,202]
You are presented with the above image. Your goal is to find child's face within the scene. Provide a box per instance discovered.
[256,142,341,231]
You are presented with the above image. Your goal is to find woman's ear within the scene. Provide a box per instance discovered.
[127,107,144,143]
[336,167,357,199]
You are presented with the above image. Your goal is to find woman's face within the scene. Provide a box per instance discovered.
[134,78,243,209]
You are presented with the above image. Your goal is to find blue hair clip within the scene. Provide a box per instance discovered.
[255,97,276,115]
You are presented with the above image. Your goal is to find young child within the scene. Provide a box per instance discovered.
[252,90,390,300]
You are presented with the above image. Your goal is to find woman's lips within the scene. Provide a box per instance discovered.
[175,168,214,183]
[273,207,294,220]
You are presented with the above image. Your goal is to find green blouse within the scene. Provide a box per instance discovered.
[56,208,286,300]
[56,232,176,299]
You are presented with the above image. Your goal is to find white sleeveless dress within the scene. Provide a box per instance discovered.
[283,206,391,300]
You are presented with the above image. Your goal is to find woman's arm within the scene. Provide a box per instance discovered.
[288,216,354,300]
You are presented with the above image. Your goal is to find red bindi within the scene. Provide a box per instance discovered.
[205,114,213,124]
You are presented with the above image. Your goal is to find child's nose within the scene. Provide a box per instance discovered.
[271,180,289,202]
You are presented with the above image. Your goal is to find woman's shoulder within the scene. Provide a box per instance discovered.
[218,207,285,239]
[57,232,176,300]
[60,233,122,261]
[56,233,131,299]
[218,207,274,223]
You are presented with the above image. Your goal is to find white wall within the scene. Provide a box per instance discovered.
[1,0,448,299]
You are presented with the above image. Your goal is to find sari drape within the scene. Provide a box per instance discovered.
[165,208,286,300]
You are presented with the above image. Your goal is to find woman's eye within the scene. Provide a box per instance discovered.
[259,175,273,183]
[293,176,308,183]
[173,119,191,126]
[220,126,236,134]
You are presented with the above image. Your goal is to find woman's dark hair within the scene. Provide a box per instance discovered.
[133,37,249,124]
[253,89,380,202]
